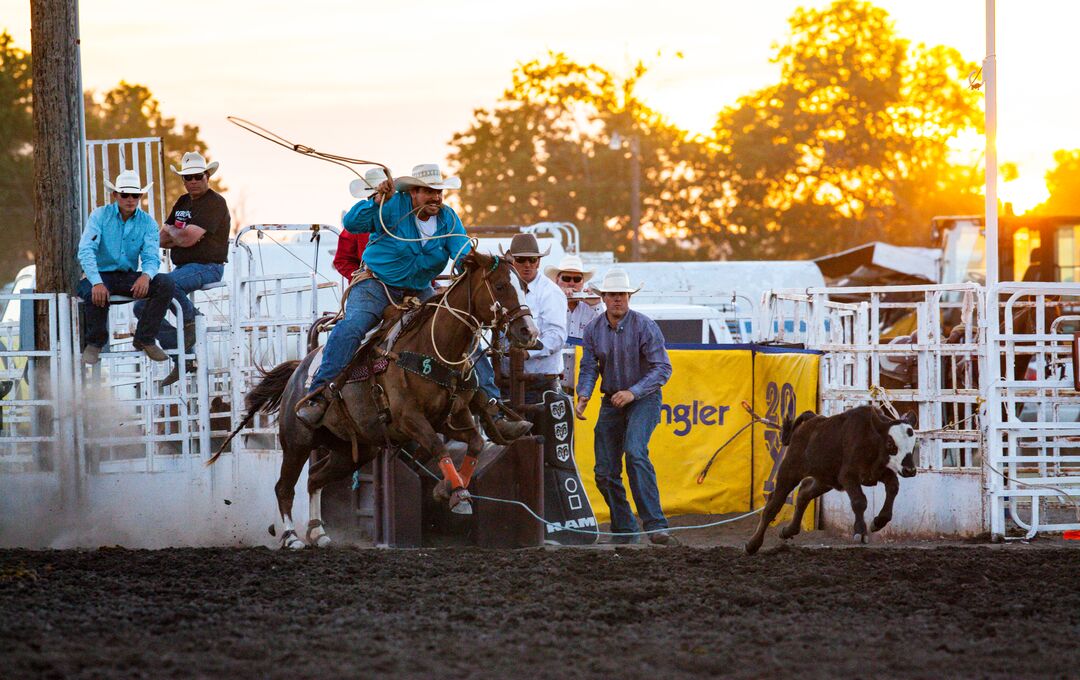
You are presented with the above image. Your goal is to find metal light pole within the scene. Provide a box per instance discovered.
[981,0,1005,541]
[629,135,641,262]
[984,0,998,287]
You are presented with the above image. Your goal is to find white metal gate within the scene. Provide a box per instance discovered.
[84,137,167,224]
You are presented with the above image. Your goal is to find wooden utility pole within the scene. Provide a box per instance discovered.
[31,0,83,305]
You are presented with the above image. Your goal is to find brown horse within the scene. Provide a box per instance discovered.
[210,250,538,548]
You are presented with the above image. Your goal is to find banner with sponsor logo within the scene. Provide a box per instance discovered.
[751,348,821,530]
[573,345,819,529]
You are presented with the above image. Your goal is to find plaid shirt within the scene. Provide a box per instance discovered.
[578,309,671,400]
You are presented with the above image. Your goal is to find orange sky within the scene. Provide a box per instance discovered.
[3,0,1077,225]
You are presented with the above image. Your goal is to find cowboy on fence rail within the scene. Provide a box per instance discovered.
[139,151,230,386]
[76,169,175,365]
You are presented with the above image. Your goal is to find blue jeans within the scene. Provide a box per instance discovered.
[134,262,224,354]
[310,277,433,391]
[593,390,668,534]
[472,350,500,401]
[77,272,176,347]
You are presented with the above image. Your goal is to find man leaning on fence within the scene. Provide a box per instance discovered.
[141,152,230,385]
[76,170,176,365]
[574,268,678,546]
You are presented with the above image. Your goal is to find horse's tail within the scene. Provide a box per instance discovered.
[781,410,817,447]
[206,360,301,466]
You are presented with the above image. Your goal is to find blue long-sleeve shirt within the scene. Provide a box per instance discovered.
[342,191,472,290]
[77,204,161,286]
[578,309,672,401]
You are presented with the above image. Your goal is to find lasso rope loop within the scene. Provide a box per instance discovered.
[228,116,470,249]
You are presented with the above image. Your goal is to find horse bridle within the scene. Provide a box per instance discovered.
[482,256,533,332]
[425,255,533,366]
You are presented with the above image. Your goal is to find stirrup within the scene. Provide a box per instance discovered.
[295,389,329,429]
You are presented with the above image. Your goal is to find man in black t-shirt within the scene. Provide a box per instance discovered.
[135,151,230,385]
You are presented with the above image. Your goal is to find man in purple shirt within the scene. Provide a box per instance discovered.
[574,268,678,546]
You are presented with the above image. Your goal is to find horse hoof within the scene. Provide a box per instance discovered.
[853,532,866,544]
[779,525,797,540]
[432,479,451,502]
[281,529,305,550]
[452,499,473,515]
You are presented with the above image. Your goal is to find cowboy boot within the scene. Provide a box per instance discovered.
[296,391,329,429]
[480,397,532,441]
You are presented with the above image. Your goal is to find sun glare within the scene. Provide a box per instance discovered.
[1002,172,1050,215]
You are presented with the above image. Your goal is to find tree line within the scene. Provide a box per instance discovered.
[0,31,218,284]
[448,0,1079,261]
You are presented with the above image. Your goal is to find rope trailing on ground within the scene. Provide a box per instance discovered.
[393,443,763,539]
[697,400,780,485]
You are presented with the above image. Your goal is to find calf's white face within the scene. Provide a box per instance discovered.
[886,422,918,477]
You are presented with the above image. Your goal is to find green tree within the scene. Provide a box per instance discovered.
[712,0,983,259]
[448,52,719,260]
[1032,149,1080,215]
[84,81,223,207]
[0,31,35,280]
[0,31,220,283]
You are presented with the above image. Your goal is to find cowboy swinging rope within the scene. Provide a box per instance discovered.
[229,116,490,362]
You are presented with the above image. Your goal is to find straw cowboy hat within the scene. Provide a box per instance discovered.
[595,268,642,294]
[545,254,594,282]
[103,169,152,195]
[349,167,389,199]
[170,151,219,177]
[499,233,551,259]
[393,163,461,192]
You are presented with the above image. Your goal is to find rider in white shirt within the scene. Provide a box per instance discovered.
[475,234,570,405]
[496,234,568,402]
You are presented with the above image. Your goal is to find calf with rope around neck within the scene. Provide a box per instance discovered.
[208,251,538,548]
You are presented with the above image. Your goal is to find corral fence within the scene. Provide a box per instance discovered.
[0,224,345,548]
[759,282,1080,539]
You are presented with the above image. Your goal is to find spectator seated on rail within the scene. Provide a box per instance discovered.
[76,169,175,366]
[141,152,230,386]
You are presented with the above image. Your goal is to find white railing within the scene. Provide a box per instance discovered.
[985,282,1080,539]
[759,284,984,471]
[761,281,1080,539]
[85,137,167,225]
[0,293,75,481]
[225,225,343,463]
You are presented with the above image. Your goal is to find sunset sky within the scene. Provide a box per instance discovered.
[4,0,1078,228]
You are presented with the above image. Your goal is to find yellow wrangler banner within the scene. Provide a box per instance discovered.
[573,346,819,529]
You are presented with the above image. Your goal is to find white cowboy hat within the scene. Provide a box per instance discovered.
[595,268,642,294]
[103,169,152,195]
[545,254,594,282]
[393,163,461,192]
[349,167,389,199]
[170,151,219,177]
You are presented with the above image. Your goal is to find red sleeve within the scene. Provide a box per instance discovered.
[334,231,369,279]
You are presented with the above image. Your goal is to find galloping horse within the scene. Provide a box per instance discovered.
[210,250,538,548]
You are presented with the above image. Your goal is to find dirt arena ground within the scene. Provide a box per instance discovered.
[3,519,1079,679]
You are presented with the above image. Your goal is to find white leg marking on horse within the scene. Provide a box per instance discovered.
[308,488,331,548]
[281,515,305,550]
